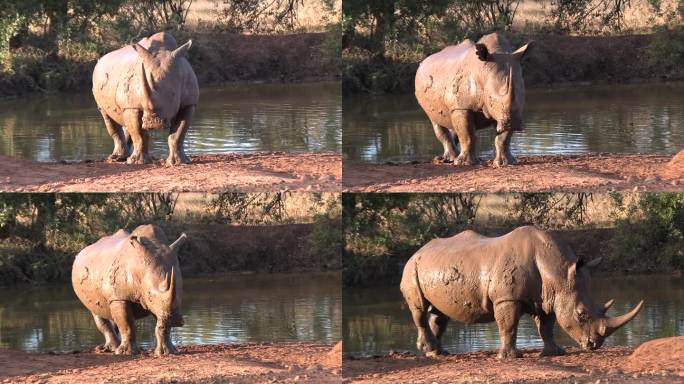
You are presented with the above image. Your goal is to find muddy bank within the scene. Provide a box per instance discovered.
[344,341,683,383]
[0,31,339,98]
[343,31,684,94]
[0,152,341,192]
[0,342,341,383]
[343,153,683,192]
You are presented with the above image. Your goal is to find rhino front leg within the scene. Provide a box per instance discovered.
[166,105,195,166]
[100,110,129,162]
[534,313,566,356]
[92,314,120,352]
[123,109,153,165]
[432,123,458,163]
[154,318,178,356]
[110,301,139,355]
[494,301,523,358]
[451,110,478,166]
[493,130,516,168]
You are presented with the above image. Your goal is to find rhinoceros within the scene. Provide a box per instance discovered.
[415,33,531,167]
[400,226,643,358]
[92,32,199,166]
[71,224,187,355]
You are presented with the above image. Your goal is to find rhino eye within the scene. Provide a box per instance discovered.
[576,309,589,322]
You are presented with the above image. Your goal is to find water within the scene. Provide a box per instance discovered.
[343,275,683,356]
[343,82,684,163]
[0,82,341,162]
[0,272,341,352]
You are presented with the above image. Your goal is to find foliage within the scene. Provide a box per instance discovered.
[648,24,684,70]
[343,193,481,286]
[608,193,684,272]
[208,193,289,224]
[549,0,632,33]
[506,193,593,228]
[217,0,305,33]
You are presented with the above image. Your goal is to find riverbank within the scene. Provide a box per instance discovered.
[0,152,341,192]
[343,152,683,192]
[0,342,341,383]
[343,338,683,383]
[0,31,339,98]
[343,30,684,94]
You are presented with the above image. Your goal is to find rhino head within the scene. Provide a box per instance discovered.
[554,257,644,350]
[130,230,187,327]
[474,41,531,133]
[132,37,193,130]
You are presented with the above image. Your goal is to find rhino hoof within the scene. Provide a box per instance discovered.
[539,345,566,357]
[155,344,178,356]
[454,154,478,166]
[115,343,137,355]
[497,348,523,359]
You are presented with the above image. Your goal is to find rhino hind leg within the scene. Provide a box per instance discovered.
[92,314,120,352]
[534,313,566,357]
[432,123,458,163]
[166,105,195,166]
[110,301,139,355]
[100,110,130,162]
[123,110,153,165]
[493,130,517,168]
[428,308,450,355]
[451,111,479,166]
[494,301,523,358]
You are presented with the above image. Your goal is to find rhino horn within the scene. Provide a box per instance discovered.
[171,40,192,60]
[137,61,156,110]
[170,233,187,253]
[600,300,644,337]
[503,66,514,105]
[602,298,615,314]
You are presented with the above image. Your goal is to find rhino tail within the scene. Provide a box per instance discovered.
[400,257,429,312]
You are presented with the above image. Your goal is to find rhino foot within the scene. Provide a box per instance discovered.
[497,348,523,359]
[115,343,138,355]
[126,151,153,165]
[433,155,453,164]
[155,342,178,356]
[101,339,120,353]
[454,153,478,166]
[425,348,449,357]
[539,344,566,357]
[166,152,191,166]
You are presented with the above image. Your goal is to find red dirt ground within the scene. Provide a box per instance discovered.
[343,338,684,383]
[343,153,683,192]
[0,152,341,192]
[0,342,341,383]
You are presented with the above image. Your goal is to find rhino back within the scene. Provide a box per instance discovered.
[415,40,482,128]
[92,46,141,125]
[71,229,132,317]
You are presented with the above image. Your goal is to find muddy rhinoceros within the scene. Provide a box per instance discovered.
[415,33,531,167]
[400,226,643,358]
[92,32,199,166]
[71,224,187,356]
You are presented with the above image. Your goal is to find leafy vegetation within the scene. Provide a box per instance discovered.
[343,193,684,286]
[0,193,341,286]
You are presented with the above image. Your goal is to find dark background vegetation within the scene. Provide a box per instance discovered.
[0,192,342,286]
[0,0,341,97]
[343,0,684,93]
[343,193,684,286]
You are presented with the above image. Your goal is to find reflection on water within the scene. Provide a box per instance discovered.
[343,83,684,163]
[343,275,683,356]
[0,82,341,162]
[0,272,341,352]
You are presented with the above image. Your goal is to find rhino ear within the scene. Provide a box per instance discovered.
[475,43,489,61]
[171,40,192,60]
[132,43,155,65]
[567,262,578,284]
[512,41,533,61]
[129,235,141,247]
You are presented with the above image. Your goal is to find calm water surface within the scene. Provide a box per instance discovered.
[0,272,341,352]
[344,83,684,162]
[0,82,341,162]
[344,275,683,356]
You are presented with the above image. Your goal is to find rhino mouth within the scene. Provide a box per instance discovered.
[142,111,166,130]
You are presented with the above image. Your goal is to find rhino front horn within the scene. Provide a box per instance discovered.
[601,299,615,314]
[170,233,187,252]
[600,300,644,337]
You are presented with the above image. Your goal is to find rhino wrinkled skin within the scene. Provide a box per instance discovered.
[415,33,531,167]
[92,32,199,166]
[71,224,187,356]
[400,226,644,358]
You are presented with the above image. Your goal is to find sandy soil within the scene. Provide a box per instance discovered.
[343,153,684,192]
[344,338,684,383]
[0,342,341,384]
[0,152,341,192]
